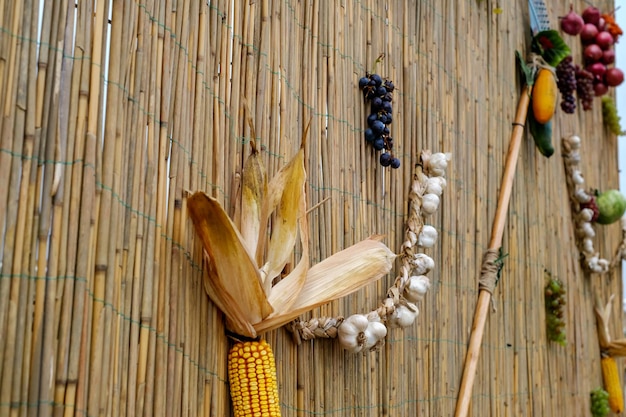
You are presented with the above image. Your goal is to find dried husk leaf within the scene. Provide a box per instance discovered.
[202,252,257,338]
[595,295,614,350]
[188,192,273,338]
[266,179,309,314]
[605,339,626,357]
[239,141,267,257]
[254,236,396,333]
[256,145,306,289]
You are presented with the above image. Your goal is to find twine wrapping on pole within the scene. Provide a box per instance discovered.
[478,249,501,295]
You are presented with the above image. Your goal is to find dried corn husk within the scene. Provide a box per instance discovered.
[254,237,396,333]
[188,126,394,339]
[188,192,273,338]
[257,143,307,292]
[239,140,267,257]
[595,295,613,349]
[266,174,310,315]
[594,294,626,356]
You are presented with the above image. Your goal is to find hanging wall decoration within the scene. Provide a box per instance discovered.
[561,134,626,273]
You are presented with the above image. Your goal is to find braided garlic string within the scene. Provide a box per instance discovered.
[561,135,626,273]
[288,150,451,353]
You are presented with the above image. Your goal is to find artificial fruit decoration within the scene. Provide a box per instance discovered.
[595,189,626,225]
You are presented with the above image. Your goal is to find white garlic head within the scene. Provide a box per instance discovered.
[578,208,594,222]
[362,321,388,351]
[337,314,369,353]
[417,225,438,248]
[411,253,435,275]
[582,238,594,254]
[426,152,451,177]
[567,135,581,149]
[577,222,595,238]
[421,193,440,215]
[425,176,447,196]
[587,256,609,273]
[388,302,419,328]
[571,170,584,185]
[403,275,431,302]
[574,189,591,203]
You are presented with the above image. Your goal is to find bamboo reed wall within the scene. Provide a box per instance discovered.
[0,0,624,416]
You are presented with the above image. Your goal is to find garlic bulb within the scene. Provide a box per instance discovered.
[597,258,610,271]
[425,176,446,196]
[587,256,609,273]
[577,222,595,238]
[366,311,382,323]
[578,208,594,222]
[567,135,581,149]
[417,225,438,248]
[571,170,584,185]
[582,238,594,254]
[362,321,388,351]
[337,314,369,353]
[411,253,435,275]
[426,152,451,176]
[421,193,440,215]
[403,275,431,302]
[574,189,591,203]
[388,302,419,328]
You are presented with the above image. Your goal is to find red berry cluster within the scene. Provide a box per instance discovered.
[559,5,623,110]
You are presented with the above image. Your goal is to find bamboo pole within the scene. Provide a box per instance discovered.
[50,2,77,415]
[454,85,532,417]
[0,1,24,389]
[16,1,41,412]
[1,0,28,411]
[154,0,173,414]
[86,0,115,411]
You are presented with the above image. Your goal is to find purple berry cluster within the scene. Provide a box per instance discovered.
[358,73,400,169]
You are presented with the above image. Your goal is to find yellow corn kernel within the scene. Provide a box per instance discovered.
[228,339,282,417]
[601,356,624,413]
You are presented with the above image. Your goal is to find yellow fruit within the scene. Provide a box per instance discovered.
[532,68,558,124]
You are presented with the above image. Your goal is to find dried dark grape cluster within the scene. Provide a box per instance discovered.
[544,277,566,346]
[554,55,596,112]
[556,56,577,113]
[575,66,595,111]
[358,73,401,169]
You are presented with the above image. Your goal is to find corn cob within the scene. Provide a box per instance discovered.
[228,339,282,417]
[601,355,624,413]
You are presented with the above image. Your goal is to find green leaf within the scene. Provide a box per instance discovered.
[528,105,554,158]
[531,30,571,67]
[516,51,535,87]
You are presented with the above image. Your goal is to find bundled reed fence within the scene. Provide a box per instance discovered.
[0,0,623,416]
